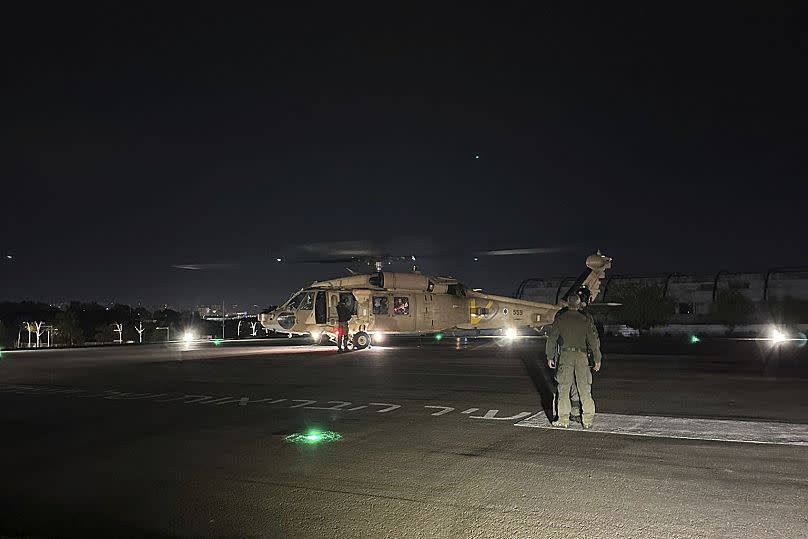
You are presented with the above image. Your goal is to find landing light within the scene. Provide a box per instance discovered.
[182,331,196,343]
[285,430,342,445]
[372,333,385,343]
[770,328,787,344]
[311,331,321,342]
[505,327,518,340]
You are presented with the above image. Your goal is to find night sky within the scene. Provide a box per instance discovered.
[2,5,806,309]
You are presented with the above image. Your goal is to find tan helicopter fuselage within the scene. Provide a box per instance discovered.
[258,252,611,339]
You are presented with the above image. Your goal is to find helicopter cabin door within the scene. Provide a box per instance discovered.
[326,291,357,326]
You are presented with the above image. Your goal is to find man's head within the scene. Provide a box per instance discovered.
[566,293,582,310]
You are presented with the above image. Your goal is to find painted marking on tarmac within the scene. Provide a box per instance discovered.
[425,406,455,416]
[469,409,533,421]
[514,413,808,446]
[305,401,353,411]
[289,399,317,408]
[347,405,368,411]
[460,408,479,414]
[368,403,401,413]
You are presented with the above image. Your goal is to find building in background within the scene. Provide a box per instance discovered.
[517,269,808,323]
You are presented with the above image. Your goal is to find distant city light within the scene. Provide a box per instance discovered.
[473,257,479,261]
[4,255,12,259]
[276,258,282,263]
[474,154,480,159]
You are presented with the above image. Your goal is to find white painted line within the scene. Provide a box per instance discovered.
[470,409,533,421]
[514,413,808,446]
[289,399,317,408]
[460,408,479,414]
[367,403,401,413]
[250,398,287,404]
[425,406,455,416]
[347,406,368,411]
[305,401,353,410]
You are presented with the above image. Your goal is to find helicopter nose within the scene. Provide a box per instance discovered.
[259,310,296,331]
[276,312,296,330]
[259,311,283,332]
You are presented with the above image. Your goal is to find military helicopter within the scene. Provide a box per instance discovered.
[259,251,612,349]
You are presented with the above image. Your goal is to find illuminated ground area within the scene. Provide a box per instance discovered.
[0,339,806,538]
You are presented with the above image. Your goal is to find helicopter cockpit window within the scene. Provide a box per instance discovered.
[373,296,389,315]
[285,292,304,310]
[393,296,410,316]
[298,291,315,310]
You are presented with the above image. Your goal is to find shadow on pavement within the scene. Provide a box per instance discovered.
[516,345,556,421]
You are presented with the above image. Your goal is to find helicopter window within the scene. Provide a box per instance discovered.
[393,296,410,316]
[285,292,304,310]
[298,291,315,310]
[372,296,389,315]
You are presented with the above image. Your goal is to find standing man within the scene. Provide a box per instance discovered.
[546,292,602,428]
[336,297,352,352]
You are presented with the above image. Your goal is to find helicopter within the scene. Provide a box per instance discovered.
[259,251,612,349]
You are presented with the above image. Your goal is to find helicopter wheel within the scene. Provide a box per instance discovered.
[353,331,370,350]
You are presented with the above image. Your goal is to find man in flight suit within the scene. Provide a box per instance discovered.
[336,297,352,352]
[546,292,602,428]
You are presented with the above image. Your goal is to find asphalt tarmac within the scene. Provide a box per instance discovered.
[1,337,806,538]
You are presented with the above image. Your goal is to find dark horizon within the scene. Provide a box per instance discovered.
[3,5,806,308]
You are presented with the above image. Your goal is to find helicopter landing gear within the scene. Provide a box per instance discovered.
[353,331,370,350]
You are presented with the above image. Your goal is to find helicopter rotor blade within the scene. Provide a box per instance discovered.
[475,247,570,257]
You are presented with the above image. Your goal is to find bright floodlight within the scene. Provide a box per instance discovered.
[770,328,787,344]
[311,331,321,342]
[372,333,385,343]
[505,327,518,340]
[182,331,195,343]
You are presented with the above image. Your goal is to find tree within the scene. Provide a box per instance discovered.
[610,284,673,330]
[54,311,84,346]
[0,321,13,348]
[94,324,115,344]
[712,288,754,329]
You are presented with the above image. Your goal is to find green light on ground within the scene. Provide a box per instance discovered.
[285,430,342,445]
[213,339,222,346]
[435,333,443,342]
[690,335,700,344]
